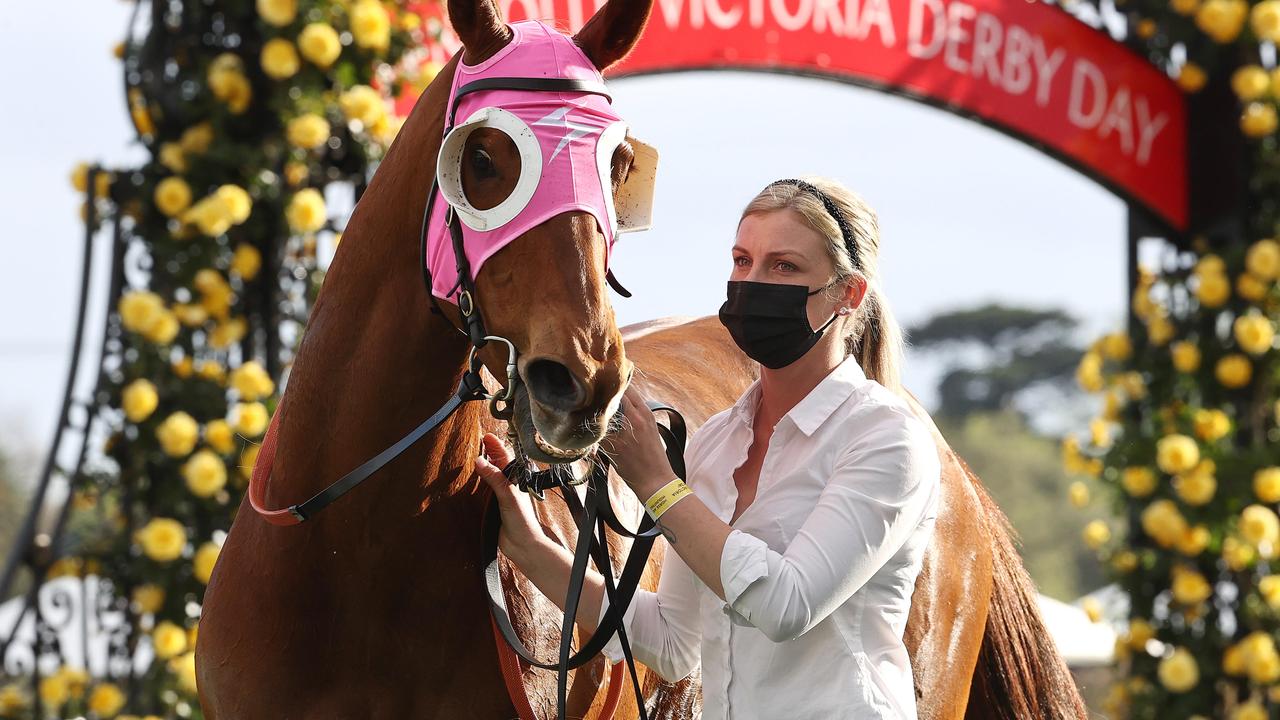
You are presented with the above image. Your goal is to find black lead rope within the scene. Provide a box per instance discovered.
[482,402,687,720]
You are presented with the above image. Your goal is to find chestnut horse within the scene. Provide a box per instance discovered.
[196,0,1088,717]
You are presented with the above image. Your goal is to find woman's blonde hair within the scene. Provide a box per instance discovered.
[741,178,906,394]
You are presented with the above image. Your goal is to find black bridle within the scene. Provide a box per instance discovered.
[275,73,676,720]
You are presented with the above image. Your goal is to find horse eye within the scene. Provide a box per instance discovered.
[470,147,497,180]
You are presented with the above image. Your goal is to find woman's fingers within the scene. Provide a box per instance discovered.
[482,432,515,466]
[476,432,516,498]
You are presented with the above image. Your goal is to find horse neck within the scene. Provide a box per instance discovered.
[265,59,482,524]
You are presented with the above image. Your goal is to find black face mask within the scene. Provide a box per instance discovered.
[718,280,838,369]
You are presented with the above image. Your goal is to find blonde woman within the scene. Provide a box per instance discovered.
[478,178,941,719]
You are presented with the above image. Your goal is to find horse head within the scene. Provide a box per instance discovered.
[430,0,656,465]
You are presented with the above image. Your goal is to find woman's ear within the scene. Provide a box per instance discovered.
[843,276,868,312]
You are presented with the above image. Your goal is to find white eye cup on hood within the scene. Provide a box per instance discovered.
[596,121,658,237]
[436,107,543,232]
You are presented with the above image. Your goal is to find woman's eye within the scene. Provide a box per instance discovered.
[469,147,497,180]
[776,261,797,272]
[733,256,749,267]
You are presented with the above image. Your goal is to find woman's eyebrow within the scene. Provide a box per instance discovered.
[731,246,812,262]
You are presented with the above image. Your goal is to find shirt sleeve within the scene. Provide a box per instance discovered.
[719,408,940,643]
[596,544,703,682]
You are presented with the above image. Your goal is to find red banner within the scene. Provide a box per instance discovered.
[409,0,1188,229]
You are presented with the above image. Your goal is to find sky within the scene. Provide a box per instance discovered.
[0,3,1127,478]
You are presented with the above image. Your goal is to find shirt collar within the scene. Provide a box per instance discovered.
[731,356,867,436]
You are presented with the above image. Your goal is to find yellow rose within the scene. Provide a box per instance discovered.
[121,379,159,423]
[1147,316,1174,345]
[135,517,187,562]
[207,54,253,113]
[180,122,215,155]
[198,360,226,382]
[1171,566,1212,604]
[1252,0,1280,41]
[131,583,165,614]
[1175,525,1211,556]
[1142,499,1188,547]
[184,194,235,237]
[1195,271,1230,307]
[173,303,209,327]
[230,361,275,401]
[119,290,165,334]
[1250,649,1280,683]
[173,356,194,378]
[38,672,68,708]
[1068,481,1089,508]
[1224,642,1247,675]
[1178,62,1207,92]
[88,682,126,718]
[201,422,233,457]
[1098,332,1131,361]
[1192,408,1230,441]
[1225,536,1258,570]
[1195,254,1225,276]
[0,684,27,714]
[372,114,406,146]
[169,651,198,694]
[1238,272,1270,302]
[339,85,386,127]
[1232,65,1271,102]
[241,444,262,478]
[71,162,112,197]
[287,113,332,150]
[153,176,193,218]
[216,184,252,224]
[1261,575,1280,608]
[1082,520,1110,550]
[1112,550,1138,573]
[1171,0,1200,12]
[1171,341,1201,373]
[183,449,227,498]
[142,310,180,345]
[1122,467,1157,497]
[1157,647,1199,692]
[1216,353,1253,388]
[1128,618,1155,649]
[285,161,309,187]
[1256,468,1280,503]
[1089,418,1113,449]
[287,188,328,233]
[1195,0,1248,41]
[299,23,342,68]
[1242,504,1280,548]
[1157,434,1200,474]
[159,142,187,173]
[194,268,227,293]
[152,621,188,660]
[257,0,297,26]
[1123,372,1147,399]
[1076,351,1104,392]
[1250,239,1280,281]
[194,541,221,584]
[235,402,270,437]
[1242,102,1279,139]
[210,317,249,349]
[261,38,300,80]
[1174,462,1217,506]
[232,243,262,280]
[350,0,391,51]
[156,411,199,457]
[202,283,235,321]
[1235,700,1269,720]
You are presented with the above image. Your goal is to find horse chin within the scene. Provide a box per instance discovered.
[511,383,594,466]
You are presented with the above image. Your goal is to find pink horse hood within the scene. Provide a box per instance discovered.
[426,20,655,301]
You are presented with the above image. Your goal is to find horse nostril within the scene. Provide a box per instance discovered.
[525,359,587,412]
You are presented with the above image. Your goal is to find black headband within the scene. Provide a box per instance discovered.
[769,178,859,269]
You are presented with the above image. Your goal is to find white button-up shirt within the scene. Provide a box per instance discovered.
[600,355,941,719]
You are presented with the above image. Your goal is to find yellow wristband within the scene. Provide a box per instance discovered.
[645,478,693,521]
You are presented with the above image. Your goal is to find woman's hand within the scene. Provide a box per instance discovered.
[475,432,548,563]
[602,384,678,498]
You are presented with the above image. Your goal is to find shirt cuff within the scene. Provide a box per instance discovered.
[596,581,639,664]
[720,529,770,607]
